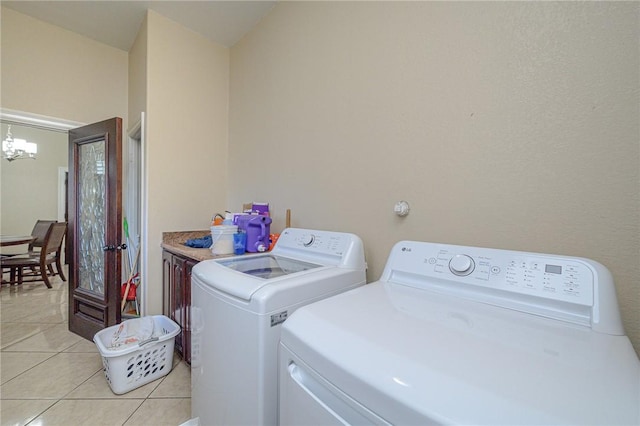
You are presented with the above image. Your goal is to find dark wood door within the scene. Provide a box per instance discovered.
[68,117,123,340]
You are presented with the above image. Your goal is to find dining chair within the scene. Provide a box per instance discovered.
[2,219,57,258]
[26,220,59,276]
[28,219,58,255]
[1,222,67,288]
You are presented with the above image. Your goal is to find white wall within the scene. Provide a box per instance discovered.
[229,2,640,352]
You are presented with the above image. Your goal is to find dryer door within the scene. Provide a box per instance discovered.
[279,345,390,426]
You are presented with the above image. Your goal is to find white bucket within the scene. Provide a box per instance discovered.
[210,225,238,255]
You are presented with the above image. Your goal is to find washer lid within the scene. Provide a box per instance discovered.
[281,282,640,425]
[192,254,322,300]
[218,255,321,279]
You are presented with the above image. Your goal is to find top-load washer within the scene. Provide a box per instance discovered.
[190,227,366,426]
[279,241,640,425]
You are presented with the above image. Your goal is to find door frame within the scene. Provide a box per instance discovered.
[57,166,68,222]
[0,108,85,132]
[126,113,147,316]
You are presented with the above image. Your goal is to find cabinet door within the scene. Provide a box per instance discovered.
[183,258,197,364]
[161,249,195,364]
[171,256,185,356]
[162,251,173,316]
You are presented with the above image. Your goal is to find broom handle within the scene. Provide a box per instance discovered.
[121,243,141,311]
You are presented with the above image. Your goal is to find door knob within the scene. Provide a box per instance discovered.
[103,243,127,252]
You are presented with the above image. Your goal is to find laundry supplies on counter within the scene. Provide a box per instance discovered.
[184,235,212,248]
[233,231,247,255]
[235,215,272,252]
[210,225,237,255]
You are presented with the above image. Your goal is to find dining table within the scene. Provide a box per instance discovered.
[1,235,35,286]
[0,235,35,247]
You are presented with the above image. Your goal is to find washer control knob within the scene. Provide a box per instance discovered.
[449,254,475,276]
[302,234,315,247]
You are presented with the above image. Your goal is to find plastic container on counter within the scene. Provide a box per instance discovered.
[211,225,238,255]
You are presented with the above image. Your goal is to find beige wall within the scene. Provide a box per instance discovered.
[128,15,147,129]
[0,7,128,126]
[1,6,230,320]
[144,10,229,314]
[2,3,638,355]
[0,123,67,254]
[0,6,128,255]
[229,2,640,352]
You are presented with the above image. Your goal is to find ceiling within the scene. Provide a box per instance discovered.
[2,0,277,51]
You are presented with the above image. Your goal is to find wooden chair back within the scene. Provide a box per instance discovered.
[1,222,67,288]
[42,222,67,259]
[29,220,57,252]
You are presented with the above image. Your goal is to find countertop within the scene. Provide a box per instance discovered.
[161,230,221,262]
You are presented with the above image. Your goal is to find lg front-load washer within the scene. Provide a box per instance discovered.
[190,228,366,426]
[279,241,640,425]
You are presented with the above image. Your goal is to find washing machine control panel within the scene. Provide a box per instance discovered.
[273,228,366,269]
[291,232,346,253]
[387,241,596,313]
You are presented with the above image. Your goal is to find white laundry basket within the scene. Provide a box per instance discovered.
[93,315,181,394]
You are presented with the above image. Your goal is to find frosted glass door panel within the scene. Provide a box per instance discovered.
[77,139,106,296]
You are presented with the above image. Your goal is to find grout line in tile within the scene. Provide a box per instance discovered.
[15,399,58,426]
[0,350,57,385]
[122,398,148,426]
[2,270,191,426]
[0,323,59,350]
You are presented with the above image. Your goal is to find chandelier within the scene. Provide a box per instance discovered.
[2,124,37,161]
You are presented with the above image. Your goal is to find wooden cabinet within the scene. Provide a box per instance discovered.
[162,249,197,364]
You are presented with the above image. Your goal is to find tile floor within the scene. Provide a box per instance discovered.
[0,270,192,426]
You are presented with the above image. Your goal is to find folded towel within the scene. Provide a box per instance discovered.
[109,316,155,349]
[185,235,212,248]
